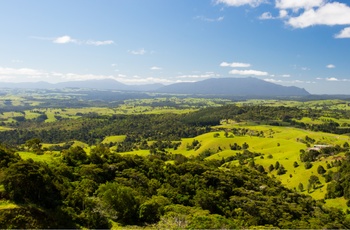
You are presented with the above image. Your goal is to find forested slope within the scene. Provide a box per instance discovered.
[0,145,349,229]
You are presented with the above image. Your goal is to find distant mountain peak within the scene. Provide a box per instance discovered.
[155,77,310,96]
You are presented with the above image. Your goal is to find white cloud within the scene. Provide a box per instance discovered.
[326,77,339,81]
[53,35,76,44]
[114,76,174,85]
[326,64,336,68]
[259,12,274,20]
[220,61,251,68]
[0,66,119,83]
[287,2,350,28]
[52,35,114,46]
[276,0,325,10]
[215,0,266,7]
[229,69,268,76]
[259,10,288,20]
[264,78,315,84]
[264,78,283,83]
[195,16,224,22]
[86,40,114,46]
[279,10,288,18]
[176,73,218,79]
[335,27,350,38]
[62,73,115,81]
[150,66,162,70]
[128,48,146,55]
[281,74,290,77]
[0,67,44,76]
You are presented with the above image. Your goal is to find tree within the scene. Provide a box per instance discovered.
[2,160,62,208]
[275,161,280,170]
[96,182,140,224]
[304,161,313,169]
[298,182,304,192]
[25,138,42,154]
[317,165,326,175]
[139,196,170,223]
[257,165,265,173]
[268,164,274,172]
[62,146,88,166]
[0,145,20,168]
[293,161,299,168]
[277,165,287,175]
[242,142,249,150]
[308,175,321,190]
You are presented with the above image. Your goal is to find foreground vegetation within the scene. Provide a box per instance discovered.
[2,89,350,228]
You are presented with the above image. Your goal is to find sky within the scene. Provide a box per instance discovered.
[1,0,350,94]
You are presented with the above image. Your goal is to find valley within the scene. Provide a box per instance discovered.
[1,88,350,228]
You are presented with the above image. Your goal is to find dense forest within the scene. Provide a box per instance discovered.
[0,144,349,229]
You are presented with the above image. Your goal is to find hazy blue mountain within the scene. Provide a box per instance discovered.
[0,81,53,89]
[0,77,310,96]
[55,79,129,90]
[155,77,310,96]
[0,79,163,92]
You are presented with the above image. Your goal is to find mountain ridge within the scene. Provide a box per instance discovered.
[155,77,310,96]
[0,77,310,96]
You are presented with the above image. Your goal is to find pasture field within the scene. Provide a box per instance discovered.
[102,135,126,144]
[236,99,350,110]
[17,151,57,163]
[156,125,349,210]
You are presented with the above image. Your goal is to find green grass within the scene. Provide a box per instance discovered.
[17,151,56,163]
[159,124,350,210]
[102,135,126,144]
[0,200,18,210]
[0,126,12,131]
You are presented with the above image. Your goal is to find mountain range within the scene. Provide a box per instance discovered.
[0,77,310,96]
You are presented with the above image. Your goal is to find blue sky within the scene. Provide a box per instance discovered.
[1,0,350,94]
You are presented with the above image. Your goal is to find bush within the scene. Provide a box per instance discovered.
[304,161,313,169]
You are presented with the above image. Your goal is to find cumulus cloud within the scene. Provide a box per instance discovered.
[128,48,146,55]
[281,74,290,77]
[259,10,289,20]
[229,69,268,76]
[335,27,350,38]
[275,0,325,10]
[287,2,350,28]
[52,35,114,45]
[220,62,251,68]
[279,10,288,18]
[326,64,336,68]
[215,0,266,7]
[259,12,274,20]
